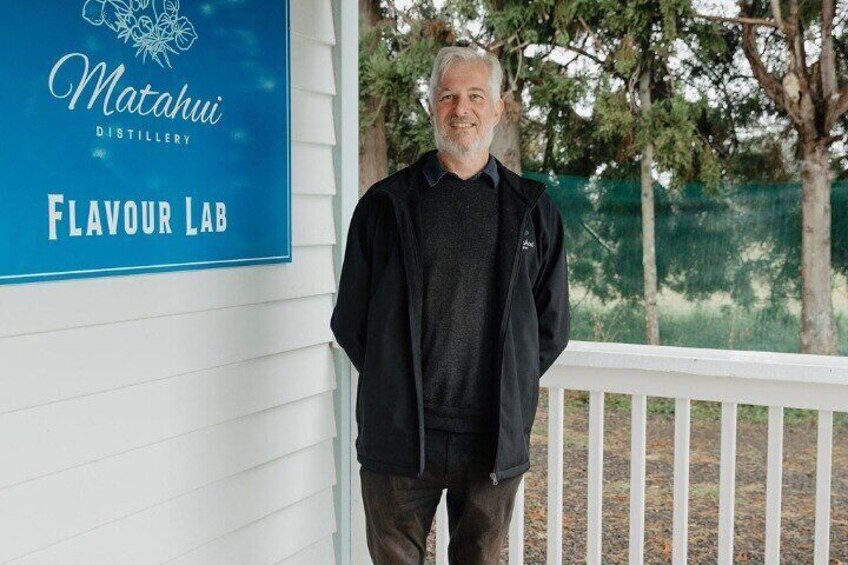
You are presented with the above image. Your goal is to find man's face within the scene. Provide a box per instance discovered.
[431,60,504,159]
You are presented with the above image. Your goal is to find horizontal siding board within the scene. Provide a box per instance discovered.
[290,0,335,45]
[293,194,336,247]
[291,35,335,95]
[0,246,335,338]
[167,488,336,565]
[8,440,336,565]
[275,536,336,565]
[0,295,334,414]
[291,90,336,145]
[293,194,334,246]
[0,345,334,489]
[292,142,336,195]
[1,401,336,563]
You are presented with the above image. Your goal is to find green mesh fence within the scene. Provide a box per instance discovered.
[524,172,848,354]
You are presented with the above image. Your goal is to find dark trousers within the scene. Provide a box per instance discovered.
[359,428,523,565]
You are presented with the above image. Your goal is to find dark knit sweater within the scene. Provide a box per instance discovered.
[417,155,501,433]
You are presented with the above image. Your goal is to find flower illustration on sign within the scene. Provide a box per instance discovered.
[82,0,196,68]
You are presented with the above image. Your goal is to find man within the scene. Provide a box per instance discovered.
[331,46,569,564]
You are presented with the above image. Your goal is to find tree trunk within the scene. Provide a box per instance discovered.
[541,107,557,172]
[799,140,836,354]
[639,69,660,345]
[490,90,522,173]
[359,0,388,196]
[360,99,388,195]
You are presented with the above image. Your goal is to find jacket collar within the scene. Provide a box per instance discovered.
[494,157,546,205]
[421,151,500,189]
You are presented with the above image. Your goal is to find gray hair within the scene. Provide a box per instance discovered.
[428,47,503,108]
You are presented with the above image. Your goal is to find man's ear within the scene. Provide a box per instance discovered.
[426,101,434,123]
[493,96,505,125]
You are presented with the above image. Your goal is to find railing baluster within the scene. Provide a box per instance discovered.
[547,387,565,565]
[509,476,525,564]
[526,344,848,565]
[629,394,647,565]
[673,398,691,565]
[765,406,783,565]
[587,391,605,565]
[814,410,833,565]
[436,490,449,565]
[718,402,737,565]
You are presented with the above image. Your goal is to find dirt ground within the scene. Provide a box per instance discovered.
[425,389,848,564]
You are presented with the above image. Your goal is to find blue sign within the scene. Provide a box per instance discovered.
[0,0,291,285]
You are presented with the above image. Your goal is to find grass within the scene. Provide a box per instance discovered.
[570,300,848,355]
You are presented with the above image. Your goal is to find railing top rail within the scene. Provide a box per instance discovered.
[554,341,848,385]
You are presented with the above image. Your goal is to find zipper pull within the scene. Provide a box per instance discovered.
[490,472,498,485]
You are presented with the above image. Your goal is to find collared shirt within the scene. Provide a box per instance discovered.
[421,152,500,189]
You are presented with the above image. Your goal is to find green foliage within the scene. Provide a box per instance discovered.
[443,0,479,21]
[359,3,454,171]
[523,57,597,174]
[645,97,721,192]
[552,0,585,44]
[593,88,635,146]
[697,145,723,191]
[689,22,732,63]
[612,36,639,76]
[560,0,727,189]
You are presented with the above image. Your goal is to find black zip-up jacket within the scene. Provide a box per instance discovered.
[331,152,569,484]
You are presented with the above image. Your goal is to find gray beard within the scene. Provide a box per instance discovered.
[433,122,495,160]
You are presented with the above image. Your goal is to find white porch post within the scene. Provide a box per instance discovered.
[332,0,359,563]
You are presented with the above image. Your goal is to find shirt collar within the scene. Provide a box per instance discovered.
[422,152,500,189]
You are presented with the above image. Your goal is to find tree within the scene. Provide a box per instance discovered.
[697,0,847,354]
[360,0,388,195]
[359,1,453,175]
[563,0,721,344]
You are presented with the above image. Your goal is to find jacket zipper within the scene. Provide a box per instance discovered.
[490,190,546,485]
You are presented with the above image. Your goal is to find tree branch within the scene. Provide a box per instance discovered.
[770,0,786,32]
[692,13,780,29]
[740,21,794,120]
[534,41,590,78]
[577,15,611,58]
[785,0,807,78]
[563,42,627,81]
[827,86,848,129]
[821,0,838,105]
[564,42,605,66]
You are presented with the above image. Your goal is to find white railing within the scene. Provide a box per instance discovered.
[434,340,848,565]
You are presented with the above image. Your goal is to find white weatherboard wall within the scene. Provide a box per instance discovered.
[0,1,341,564]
